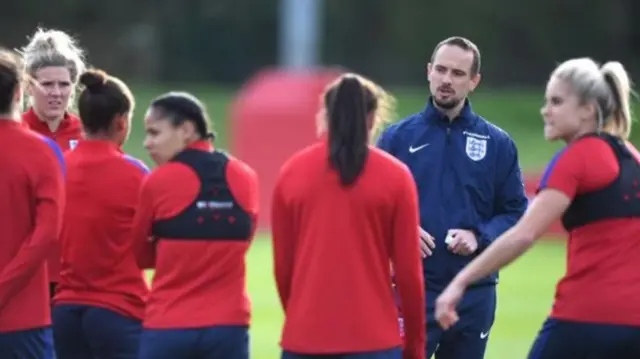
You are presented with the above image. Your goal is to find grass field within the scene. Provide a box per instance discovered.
[129,83,570,358]
[244,236,566,359]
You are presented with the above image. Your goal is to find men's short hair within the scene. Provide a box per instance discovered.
[430,37,481,76]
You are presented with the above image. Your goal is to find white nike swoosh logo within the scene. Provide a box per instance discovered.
[409,143,429,153]
[480,331,490,339]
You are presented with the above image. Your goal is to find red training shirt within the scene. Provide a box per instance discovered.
[538,136,640,326]
[271,141,425,357]
[22,108,83,151]
[132,140,259,329]
[54,140,150,320]
[23,108,84,284]
[0,119,65,332]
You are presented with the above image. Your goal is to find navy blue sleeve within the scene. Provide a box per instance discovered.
[42,136,66,177]
[376,125,396,155]
[475,136,528,249]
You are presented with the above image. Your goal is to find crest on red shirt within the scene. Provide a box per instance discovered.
[69,139,78,150]
[465,136,487,161]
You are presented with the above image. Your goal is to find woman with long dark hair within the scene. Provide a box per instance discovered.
[272,73,426,359]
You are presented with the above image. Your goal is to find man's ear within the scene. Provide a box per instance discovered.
[469,73,482,92]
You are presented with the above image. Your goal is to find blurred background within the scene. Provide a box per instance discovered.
[5,0,637,357]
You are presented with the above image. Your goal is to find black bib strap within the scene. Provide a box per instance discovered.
[562,133,640,231]
[151,149,253,241]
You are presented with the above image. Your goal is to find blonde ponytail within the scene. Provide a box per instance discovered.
[600,62,634,140]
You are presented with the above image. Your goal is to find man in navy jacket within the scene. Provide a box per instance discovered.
[378,37,528,359]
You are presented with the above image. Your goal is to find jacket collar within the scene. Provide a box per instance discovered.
[423,97,476,127]
[23,107,81,135]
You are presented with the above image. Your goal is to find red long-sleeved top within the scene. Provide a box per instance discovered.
[131,141,259,329]
[271,141,425,357]
[539,136,640,326]
[22,109,83,149]
[53,140,150,320]
[23,108,83,284]
[0,119,65,332]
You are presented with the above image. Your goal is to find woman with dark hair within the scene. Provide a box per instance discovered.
[51,68,148,359]
[133,92,259,359]
[0,47,65,359]
[271,73,426,359]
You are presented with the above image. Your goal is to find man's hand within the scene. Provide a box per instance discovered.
[419,227,436,257]
[445,229,478,256]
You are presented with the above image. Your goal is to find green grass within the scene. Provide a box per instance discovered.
[130,84,568,358]
[143,236,565,359]
[243,236,566,359]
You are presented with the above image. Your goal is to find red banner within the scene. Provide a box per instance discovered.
[230,68,341,229]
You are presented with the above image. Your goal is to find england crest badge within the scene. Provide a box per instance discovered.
[465,136,487,161]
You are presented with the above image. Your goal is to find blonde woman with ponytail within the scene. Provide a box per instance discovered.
[436,58,640,359]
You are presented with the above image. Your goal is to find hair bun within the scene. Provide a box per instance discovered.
[21,28,83,63]
[30,30,71,53]
[80,69,108,92]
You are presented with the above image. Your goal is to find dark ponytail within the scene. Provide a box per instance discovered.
[0,48,22,115]
[325,75,370,186]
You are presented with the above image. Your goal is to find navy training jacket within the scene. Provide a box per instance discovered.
[377,98,528,292]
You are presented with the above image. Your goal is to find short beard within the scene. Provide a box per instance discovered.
[433,97,462,110]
